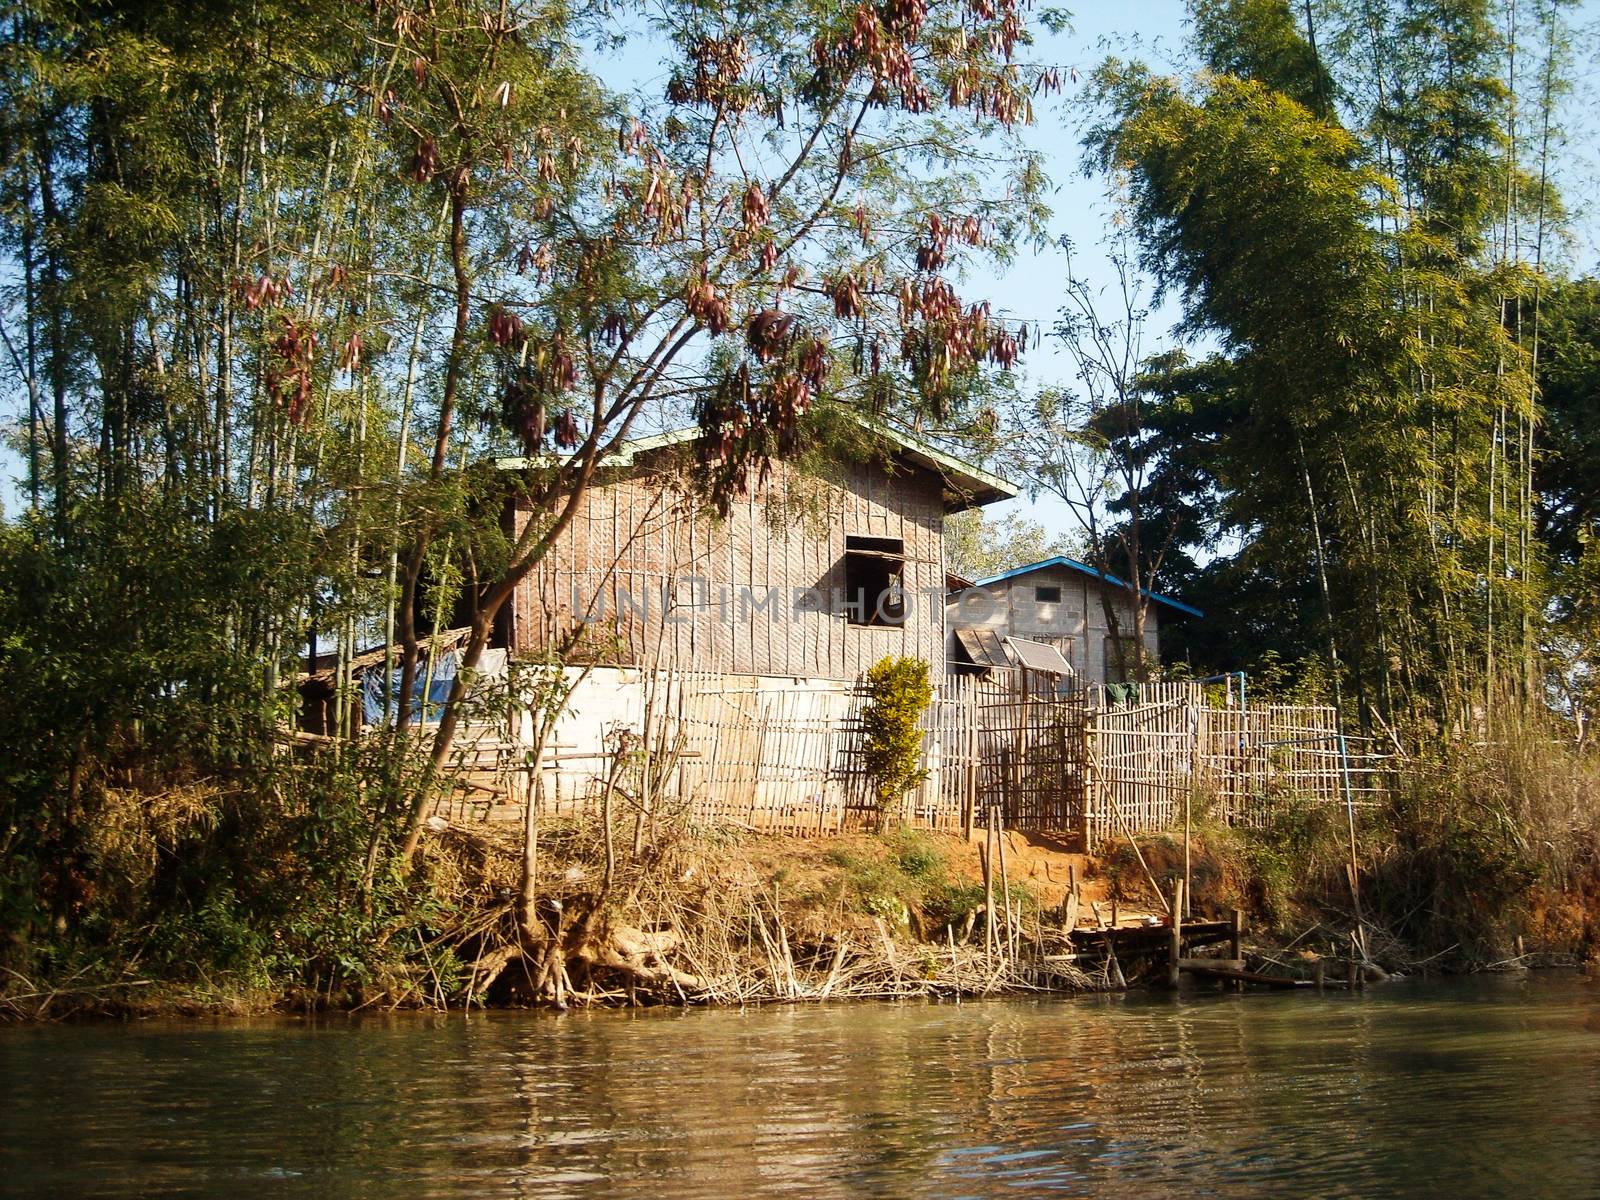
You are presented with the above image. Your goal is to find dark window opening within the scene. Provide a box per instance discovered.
[844,535,906,627]
[1035,585,1062,604]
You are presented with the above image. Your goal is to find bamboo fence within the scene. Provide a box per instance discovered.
[1085,695,1398,846]
[435,668,1389,844]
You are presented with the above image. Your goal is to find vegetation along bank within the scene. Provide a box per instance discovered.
[3,0,1599,1016]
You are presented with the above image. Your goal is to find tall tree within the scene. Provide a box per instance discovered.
[943,508,1084,580]
[1083,0,1559,733]
[383,0,1055,859]
[0,0,1055,866]
[1004,239,1191,681]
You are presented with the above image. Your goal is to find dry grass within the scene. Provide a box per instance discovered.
[1366,703,1600,964]
[417,818,1106,1009]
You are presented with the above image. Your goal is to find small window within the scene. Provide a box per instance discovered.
[844,535,906,627]
[1035,585,1062,604]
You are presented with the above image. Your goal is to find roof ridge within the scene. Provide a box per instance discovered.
[964,555,1204,618]
[496,405,1018,511]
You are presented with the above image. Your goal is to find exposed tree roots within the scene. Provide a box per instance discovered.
[430,822,1103,1011]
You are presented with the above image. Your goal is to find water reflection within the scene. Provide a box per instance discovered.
[2,975,1597,1197]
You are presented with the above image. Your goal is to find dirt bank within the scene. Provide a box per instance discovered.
[432,820,1115,1010]
[11,806,1592,1022]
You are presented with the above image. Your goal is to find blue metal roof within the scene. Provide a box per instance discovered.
[968,556,1205,619]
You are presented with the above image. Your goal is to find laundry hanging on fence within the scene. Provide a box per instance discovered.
[1104,681,1142,707]
[362,650,458,725]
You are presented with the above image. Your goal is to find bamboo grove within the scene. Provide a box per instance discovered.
[1084,0,1584,737]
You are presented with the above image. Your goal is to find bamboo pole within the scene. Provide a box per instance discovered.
[1184,710,1194,920]
[981,816,995,965]
[995,806,1015,960]
[1167,878,1185,990]
[1338,731,1368,959]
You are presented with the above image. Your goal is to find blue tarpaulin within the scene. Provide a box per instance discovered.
[362,651,458,725]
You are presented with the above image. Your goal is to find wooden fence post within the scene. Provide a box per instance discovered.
[1167,878,1186,990]
[1185,702,1201,911]
[996,807,1015,960]
[982,811,995,965]
[1083,714,1097,854]
[1010,670,1027,823]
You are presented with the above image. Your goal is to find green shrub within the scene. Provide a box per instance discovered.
[892,830,942,879]
[920,877,987,928]
[0,498,451,1010]
[818,831,988,933]
[860,656,933,820]
[1241,793,1347,929]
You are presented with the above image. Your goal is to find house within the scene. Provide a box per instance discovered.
[945,556,1203,685]
[296,628,511,739]
[503,413,1017,681]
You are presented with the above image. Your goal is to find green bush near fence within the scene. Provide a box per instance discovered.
[860,657,934,821]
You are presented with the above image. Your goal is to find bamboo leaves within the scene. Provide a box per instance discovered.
[1080,0,1566,726]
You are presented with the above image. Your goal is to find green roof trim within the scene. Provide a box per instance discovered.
[846,412,1018,510]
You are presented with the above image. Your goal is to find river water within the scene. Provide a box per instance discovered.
[3,973,1598,1198]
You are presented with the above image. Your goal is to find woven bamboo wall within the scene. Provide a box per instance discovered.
[510,452,947,681]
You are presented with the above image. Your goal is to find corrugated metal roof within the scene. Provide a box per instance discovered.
[955,627,1012,669]
[496,408,1019,512]
[1005,636,1075,676]
[967,556,1204,619]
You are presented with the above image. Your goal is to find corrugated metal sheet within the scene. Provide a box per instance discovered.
[955,627,1012,669]
[1005,636,1075,676]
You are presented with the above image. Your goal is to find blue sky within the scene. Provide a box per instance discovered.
[954,1,1195,531]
